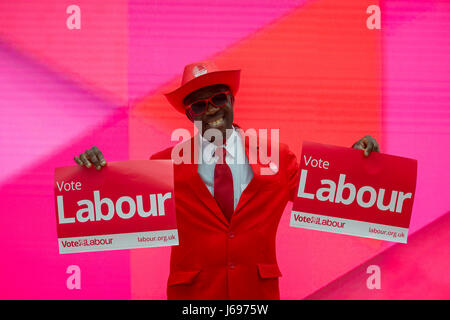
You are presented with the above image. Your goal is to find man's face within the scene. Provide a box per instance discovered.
[183,84,234,141]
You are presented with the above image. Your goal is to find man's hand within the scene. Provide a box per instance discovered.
[352,135,380,157]
[74,146,106,170]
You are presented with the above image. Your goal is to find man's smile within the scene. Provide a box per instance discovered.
[206,116,225,128]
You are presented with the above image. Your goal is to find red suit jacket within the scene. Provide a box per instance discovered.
[150,128,299,299]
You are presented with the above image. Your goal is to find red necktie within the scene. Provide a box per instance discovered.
[214,147,234,222]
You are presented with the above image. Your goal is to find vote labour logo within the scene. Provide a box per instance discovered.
[290,141,417,243]
[54,160,178,253]
[56,190,172,224]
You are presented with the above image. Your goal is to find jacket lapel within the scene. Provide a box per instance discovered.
[181,127,274,225]
[234,128,261,215]
[233,127,272,215]
[183,136,230,227]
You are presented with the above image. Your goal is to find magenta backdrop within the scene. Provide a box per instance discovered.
[0,0,449,299]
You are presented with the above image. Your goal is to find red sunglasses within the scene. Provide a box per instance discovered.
[185,90,231,118]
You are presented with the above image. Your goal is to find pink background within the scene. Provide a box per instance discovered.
[0,0,449,299]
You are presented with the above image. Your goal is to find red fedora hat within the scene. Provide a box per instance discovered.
[164,60,241,114]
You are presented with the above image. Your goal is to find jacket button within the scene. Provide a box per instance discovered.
[228,232,235,239]
[228,262,235,269]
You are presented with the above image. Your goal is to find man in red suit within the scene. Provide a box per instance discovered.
[74,60,380,299]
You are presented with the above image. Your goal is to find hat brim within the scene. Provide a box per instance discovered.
[164,70,241,114]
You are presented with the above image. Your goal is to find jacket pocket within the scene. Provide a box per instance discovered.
[167,270,201,286]
[257,263,282,279]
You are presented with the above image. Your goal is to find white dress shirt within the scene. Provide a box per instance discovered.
[197,126,254,210]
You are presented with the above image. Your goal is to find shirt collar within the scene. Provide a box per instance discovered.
[199,126,238,163]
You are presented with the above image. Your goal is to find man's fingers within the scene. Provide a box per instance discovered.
[86,149,101,169]
[364,137,380,156]
[352,141,364,150]
[80,153,92,168]
[364,140,372,157]
[353,138,370,156]
[93,146,106,166]
[75,147,106,170]
[366,139,378,157]
[374,140,380,152]
[74,156,84,166]
[353,135,379,157]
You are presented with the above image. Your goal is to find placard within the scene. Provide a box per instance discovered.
[54,160,178,253]
[290,141,417,243]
